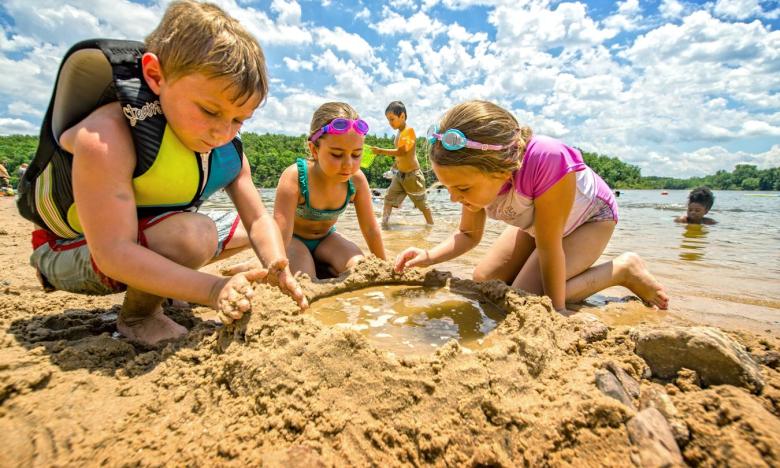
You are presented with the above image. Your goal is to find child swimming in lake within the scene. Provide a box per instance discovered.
[675,186,717,225]
[394,100,668,313]
[274,102,386,278]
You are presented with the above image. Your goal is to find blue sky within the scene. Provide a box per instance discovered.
[1,0,778,177]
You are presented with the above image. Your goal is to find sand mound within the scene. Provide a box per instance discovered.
[1,255,779,466]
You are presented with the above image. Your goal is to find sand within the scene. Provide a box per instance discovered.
[1,197,779,466]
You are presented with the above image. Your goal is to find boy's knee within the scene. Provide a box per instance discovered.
[148,214,218,266]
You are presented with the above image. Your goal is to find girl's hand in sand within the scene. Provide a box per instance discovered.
[394,247,431,273]
[213,269,268,325]
[266,258,309,310]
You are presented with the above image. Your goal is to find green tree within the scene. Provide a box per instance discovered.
[2,134,777,191]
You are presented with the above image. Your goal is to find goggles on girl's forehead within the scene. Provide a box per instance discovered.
[427,125,508,152]
[310,118,369,142]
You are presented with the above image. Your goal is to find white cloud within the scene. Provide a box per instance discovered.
[356,8,370,21]
[270,0,302,25]
[712,0,762,20]
[659,0,685,19]
[7,101,43,118]
[0,117,38,135]
[665,144,780,176]
[603,0,644,33]
[283,56,314,72]
[314,27,375,64]
[389,0,417,10]
[315,50,375,102]
[0,34,39,52]
[741,120,780,136]
[374,8,447,39]
[2,0,158,45]
[490,1,617,49]
[446,24,488,43]
[225,1,312,46]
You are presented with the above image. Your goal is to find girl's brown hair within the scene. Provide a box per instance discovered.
[145,0,268,105]
[430,100,533,174]
[307,102,361,148]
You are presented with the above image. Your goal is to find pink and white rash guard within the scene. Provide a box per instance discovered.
[485,135,618,237]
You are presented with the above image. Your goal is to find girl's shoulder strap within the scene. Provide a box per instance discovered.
[295,157,309,202]
[346,177,356,200]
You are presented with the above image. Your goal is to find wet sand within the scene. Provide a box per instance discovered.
[1,197,779,466]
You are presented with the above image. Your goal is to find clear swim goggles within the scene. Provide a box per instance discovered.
[427,125,509,151]
[310,118,369,143]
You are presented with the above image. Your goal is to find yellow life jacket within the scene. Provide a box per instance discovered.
[16,39,243,239]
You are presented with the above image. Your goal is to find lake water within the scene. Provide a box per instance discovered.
[204,188,780,335]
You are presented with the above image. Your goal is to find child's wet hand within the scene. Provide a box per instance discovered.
[394,247,430,272]
[266,258,309,310]
[278,267,308,309]
[215,269,268,324]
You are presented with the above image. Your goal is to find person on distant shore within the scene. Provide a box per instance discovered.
[369,101,434,228]
[0,159,10,188]
[16,163,28,180]
[272,102,386,279]
[15,0,306,346]
[394,100,669,313]
[675,187,717,225]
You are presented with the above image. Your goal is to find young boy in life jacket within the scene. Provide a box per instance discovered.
[17,0,306,345]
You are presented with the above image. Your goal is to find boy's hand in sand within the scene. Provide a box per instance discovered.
[220,259,308,310]
[394,247,431,273]
[213,269,267,325]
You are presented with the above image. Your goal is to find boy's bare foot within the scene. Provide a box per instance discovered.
[164,298,189,308]
[117,307,187,345]
[220,260,260,276]
[615,252,669,309]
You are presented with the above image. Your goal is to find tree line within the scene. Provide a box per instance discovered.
[1,133,778,191]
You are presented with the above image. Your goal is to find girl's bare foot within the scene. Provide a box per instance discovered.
[615,252,669,309]
[117,307,187,345]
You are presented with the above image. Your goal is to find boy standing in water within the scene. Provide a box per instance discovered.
[370,101,434,228]
[675,187,717,225]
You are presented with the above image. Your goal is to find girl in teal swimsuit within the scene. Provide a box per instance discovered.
[274,102,386,278]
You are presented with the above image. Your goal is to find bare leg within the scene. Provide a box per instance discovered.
[314,231,364,274]
[421,206,434,225]
[512,221,615,294]
[118,213,218,345]
[286,238,317,278]
[511,221,668,309]
[473,225,536,283]
[382,202,393,228]
[173,217,252,304]
[565,252,669,309]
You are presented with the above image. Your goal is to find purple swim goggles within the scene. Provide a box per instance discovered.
[309,118,369,143]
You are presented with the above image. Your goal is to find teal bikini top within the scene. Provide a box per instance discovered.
[295,158,355,222]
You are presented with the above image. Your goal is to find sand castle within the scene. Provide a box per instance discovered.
[2,253,778,466]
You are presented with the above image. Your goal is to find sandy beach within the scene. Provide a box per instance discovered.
[1,196,779,466]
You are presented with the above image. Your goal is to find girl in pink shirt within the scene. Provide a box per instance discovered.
[395,101,668,313]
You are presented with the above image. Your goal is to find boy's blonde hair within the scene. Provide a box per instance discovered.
[430,100,533,174]
[145,0,268,105]
[307,102,361,147]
